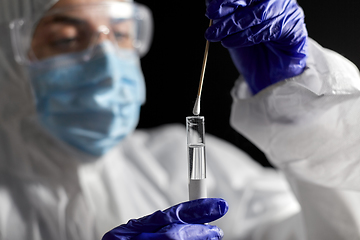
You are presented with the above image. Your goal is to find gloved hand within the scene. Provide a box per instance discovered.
[205,0,308,94]
[102,198,228,240]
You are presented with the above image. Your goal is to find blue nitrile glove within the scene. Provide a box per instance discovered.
[102,198,228,240]
[205,0,308,94]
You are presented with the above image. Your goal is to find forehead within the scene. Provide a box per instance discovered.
[51,0,127,8]
[41,0,133,23]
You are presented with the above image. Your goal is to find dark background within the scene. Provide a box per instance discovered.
[136,1,360,167]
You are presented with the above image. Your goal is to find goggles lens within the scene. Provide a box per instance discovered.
[10,2,153,64]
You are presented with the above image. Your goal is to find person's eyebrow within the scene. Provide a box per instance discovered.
[47,15,88,26]
[111,18,130,23]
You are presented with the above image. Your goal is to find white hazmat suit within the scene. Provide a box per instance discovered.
[0,1,360,240]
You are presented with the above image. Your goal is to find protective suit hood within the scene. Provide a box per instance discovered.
[0,0,58,24]
[0,0,58,124]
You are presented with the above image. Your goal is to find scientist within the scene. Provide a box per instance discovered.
[1,0,360,239]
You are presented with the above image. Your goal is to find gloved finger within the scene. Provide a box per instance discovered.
[206,0,261,19]
[102,198,228,240]
[138,198,228,225]
[206,0,291,42]
[220,2,304,48]
[133,223,224,240]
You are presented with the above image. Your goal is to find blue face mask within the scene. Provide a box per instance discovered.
[28,41,146,156]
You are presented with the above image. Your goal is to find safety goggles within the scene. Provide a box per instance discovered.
[9,1,153,64]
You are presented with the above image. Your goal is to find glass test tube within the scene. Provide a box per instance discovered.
[186,116,207,200]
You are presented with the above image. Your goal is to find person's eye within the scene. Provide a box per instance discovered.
[114,31,130,40]
[114,31,134,49]
[52,37,78,47]
[46,24,84,51]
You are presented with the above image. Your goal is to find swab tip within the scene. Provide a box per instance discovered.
[192,97,201,116]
